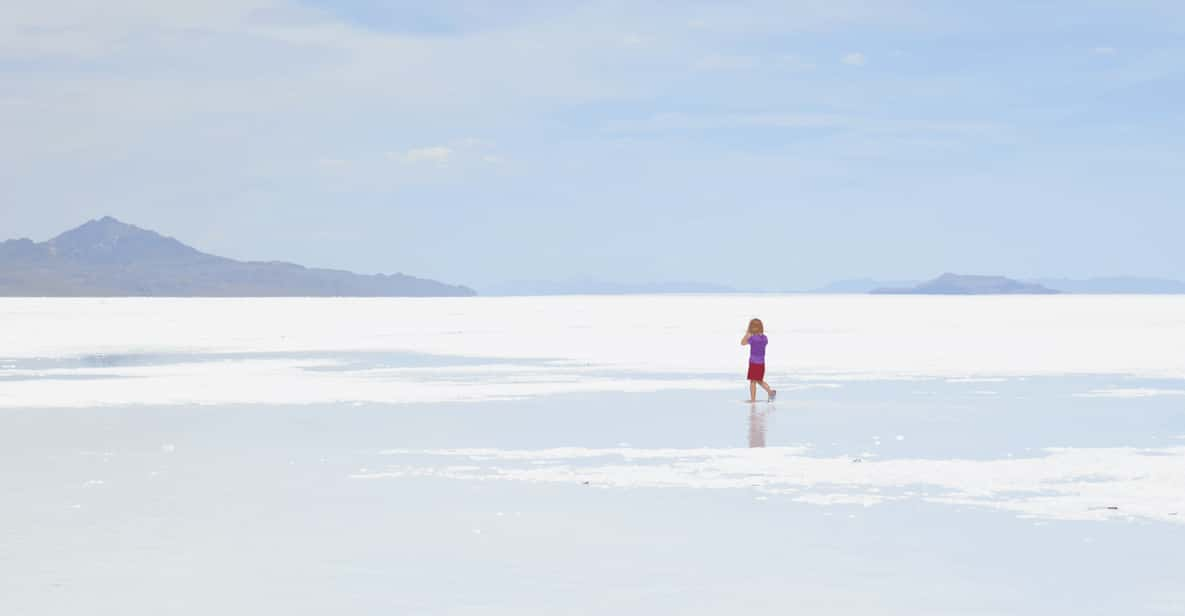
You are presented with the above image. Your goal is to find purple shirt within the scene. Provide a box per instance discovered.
[748,334,768,364]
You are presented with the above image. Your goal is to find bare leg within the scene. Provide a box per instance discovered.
[757,380,776,400]
[749,380,757,402]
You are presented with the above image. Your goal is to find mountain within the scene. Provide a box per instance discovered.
[484,278,737,296]
[1030,277,1185,294]
[0,217,475,297]
[807,278,922,294]
[871,273,1059,295]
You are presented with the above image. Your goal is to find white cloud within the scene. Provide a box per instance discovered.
[603,111,1013,146]
[736,112,848,128]
[606,111,849,132]
[389,139,501,167]
[681,2,921,35]
[694,53,760,71]
[842,52,866,66]
[777,54,817,71]
[620,33,647,48]
[454,137,493,150]
[397,146,453,165]
[1093,46,1117,55]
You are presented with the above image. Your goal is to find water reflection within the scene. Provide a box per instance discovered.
[748,406,767,448]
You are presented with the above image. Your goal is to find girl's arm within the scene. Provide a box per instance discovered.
[741,333,751,345]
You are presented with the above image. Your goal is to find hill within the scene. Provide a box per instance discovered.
[871,273,1059,295]
[0,217,475,297]
[483,278,736,296]
[1031,277,1185,294]
[807,278,921,294]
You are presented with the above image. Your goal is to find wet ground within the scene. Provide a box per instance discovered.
[4,378,1184,615]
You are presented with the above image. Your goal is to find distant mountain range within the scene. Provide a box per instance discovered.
[815,275,1185,295]
[808,278,922,294]
[0,217,475,297]
[1029,277,1185,294]
[484,279,737,296]
[4,220,1182,298]
[871,273,1059,295]
[484,274,1185,296]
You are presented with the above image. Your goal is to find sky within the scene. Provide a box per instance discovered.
[2,1,1184,291]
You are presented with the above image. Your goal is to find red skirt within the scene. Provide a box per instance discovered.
[747,362,765,381]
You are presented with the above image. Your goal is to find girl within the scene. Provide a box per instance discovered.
[741,318,776,402]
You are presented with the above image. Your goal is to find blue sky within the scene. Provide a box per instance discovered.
[2,1,1183,290]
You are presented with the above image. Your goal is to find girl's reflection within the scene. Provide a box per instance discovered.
[748,406,767,448]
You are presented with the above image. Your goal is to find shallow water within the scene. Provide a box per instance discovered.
[3,297,1185,614]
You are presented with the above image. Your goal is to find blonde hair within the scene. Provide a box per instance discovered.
[748,318,764,334]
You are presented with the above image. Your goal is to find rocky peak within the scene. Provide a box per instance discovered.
[47,217,203,264]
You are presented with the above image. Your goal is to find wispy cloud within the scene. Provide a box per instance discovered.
[841,52,866,66]
[695,53,818,72]
[397,146,453,165]
[379,139,505,170]
[620,33,647,48]
[1093,46,1117,55]
[777,54,817,71]
[607,111,849,132]
[454,137,493,150]
[693,53,760,71]
[603,111,1017,151]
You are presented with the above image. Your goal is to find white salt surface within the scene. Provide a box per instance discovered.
[2,296,1185,408]
[4,351,1184,614]
[1075,388,1185,398]
[360,445,1185,525]
[0,358,734,408]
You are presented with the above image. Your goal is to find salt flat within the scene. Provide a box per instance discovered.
[3,295,1185,407]
[2,297,1184,615]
